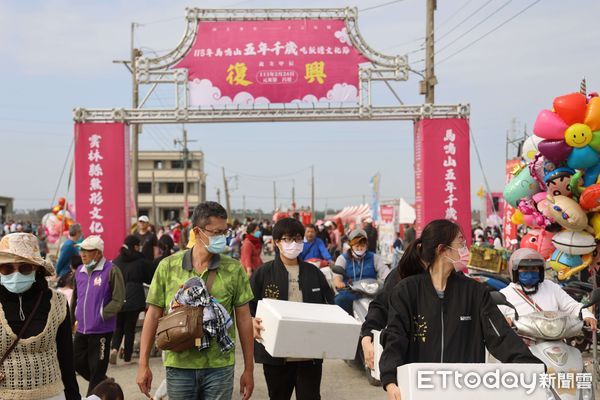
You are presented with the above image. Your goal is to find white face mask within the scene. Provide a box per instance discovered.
[280,242,304,260]
[352,248,366,257]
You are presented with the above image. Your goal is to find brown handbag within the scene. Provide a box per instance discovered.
[155,270,216,352]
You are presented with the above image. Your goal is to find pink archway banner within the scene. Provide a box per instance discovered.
[74,123,131,260]
[414,118,472,243]
[174,19,368,106]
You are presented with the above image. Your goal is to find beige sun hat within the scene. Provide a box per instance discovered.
[76,235,104,252]
[0,233,55,276]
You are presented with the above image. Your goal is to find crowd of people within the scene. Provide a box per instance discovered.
[0,200,593,400]
[0,203,400,399]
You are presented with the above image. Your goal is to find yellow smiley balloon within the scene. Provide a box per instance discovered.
[564,123,593,148]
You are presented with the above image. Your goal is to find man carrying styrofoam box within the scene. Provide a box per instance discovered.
[250,217,353,400]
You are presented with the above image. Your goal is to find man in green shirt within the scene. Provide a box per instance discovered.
[137,201,255,400]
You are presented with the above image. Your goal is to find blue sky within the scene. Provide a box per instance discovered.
[2,0,599,213]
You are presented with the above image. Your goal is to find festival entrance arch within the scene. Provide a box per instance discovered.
[73,7,471,258]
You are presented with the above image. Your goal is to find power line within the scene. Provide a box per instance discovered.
[437,0,542,65]
[360,0,409,13]
[205,160,311,181]
[437,0,474,28]
[435,0,494,42]
[49,137,74,209]
[436,0,513,54]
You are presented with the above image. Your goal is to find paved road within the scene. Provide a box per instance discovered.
[77,341,386,399]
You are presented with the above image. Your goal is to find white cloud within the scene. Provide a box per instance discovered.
[334,28,351,45]
[188,78,269,106]
[292,83,359,103]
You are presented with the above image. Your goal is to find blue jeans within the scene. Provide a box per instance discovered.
[334,291,360,315]
[166,365,234,400]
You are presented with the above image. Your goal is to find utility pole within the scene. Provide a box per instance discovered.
[273,181,277,212]
[311,165,315,223]
[174,126,197,220]
[151,171,157,225]
[243,195,247,221]
[291,180,296,211]
[131,22,141,214]
[216,188,221,204]
[222,167,231,216]
[421,0,437,103]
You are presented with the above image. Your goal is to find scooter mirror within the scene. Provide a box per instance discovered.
[331,265,348,279]
[490,291,520,320]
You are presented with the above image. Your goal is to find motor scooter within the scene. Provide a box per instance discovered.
[492,289,600,400]
[331,264,383,385]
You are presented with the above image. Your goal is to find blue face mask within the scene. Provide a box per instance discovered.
[253,231,262,239]
[1,272,36,294]
[518,271,540,287]
[198,229,228,254]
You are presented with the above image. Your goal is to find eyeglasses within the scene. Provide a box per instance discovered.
[198,227,231,236]
[0,263,36,276]
[279,236,304,244]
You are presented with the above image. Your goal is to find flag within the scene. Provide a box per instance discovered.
[370,173,381,221]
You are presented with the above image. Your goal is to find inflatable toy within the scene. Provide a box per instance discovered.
[551,230,596,255]
[546,194,590,231]
[579,183,600,212]
[503,165,542,207]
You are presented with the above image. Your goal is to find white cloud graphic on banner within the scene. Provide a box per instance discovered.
[188,79,358,105]
[292,83,358,103]
[188,79,269,106]
[334,28,351,45]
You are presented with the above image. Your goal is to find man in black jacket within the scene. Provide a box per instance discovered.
[250,218,334,400]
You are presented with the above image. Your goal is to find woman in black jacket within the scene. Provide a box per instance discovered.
[250,218,334,400]
[380,220,541,399]
[109,235,153,364]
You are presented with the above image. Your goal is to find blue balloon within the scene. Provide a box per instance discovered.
[567,146,600,169]
[583,163,600,187]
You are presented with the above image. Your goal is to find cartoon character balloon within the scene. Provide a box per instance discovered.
[546,194,590,232]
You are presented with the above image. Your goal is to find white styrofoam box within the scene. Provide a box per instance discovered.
[371,330,383,380]
[397,363,545,400]
[256,298,361,359]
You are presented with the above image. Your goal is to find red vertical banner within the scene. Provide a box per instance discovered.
[414,118,472,243]
[379,205,395,224]
[502,159,521,247]
[74,123,130,260]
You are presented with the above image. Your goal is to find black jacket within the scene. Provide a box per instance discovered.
[249,255,335,365]
[379,271,542,388]
[361,267,401,338]
[112,251,154,312]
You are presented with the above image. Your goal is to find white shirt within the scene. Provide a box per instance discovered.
[497,281,595,320]
[334,253,389,282]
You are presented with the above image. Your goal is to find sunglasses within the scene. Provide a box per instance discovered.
[0,263,36,276]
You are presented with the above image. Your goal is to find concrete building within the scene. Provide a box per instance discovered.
[137,151,206,225]
[0,196,13,223]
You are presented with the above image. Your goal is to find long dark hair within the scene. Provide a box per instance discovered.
[397,219,462,279]
[158,234,174,257]
[119,235,141,258]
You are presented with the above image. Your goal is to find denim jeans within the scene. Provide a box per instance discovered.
[166,365,235,400]
[334,291,360,315]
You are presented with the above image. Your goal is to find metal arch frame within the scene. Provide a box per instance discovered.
[74,7,470,123]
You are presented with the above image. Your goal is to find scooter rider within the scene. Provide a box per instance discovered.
[333,229,389,314]
[498,248,597,330]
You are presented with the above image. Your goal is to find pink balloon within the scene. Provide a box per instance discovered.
[533,110,569,140]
